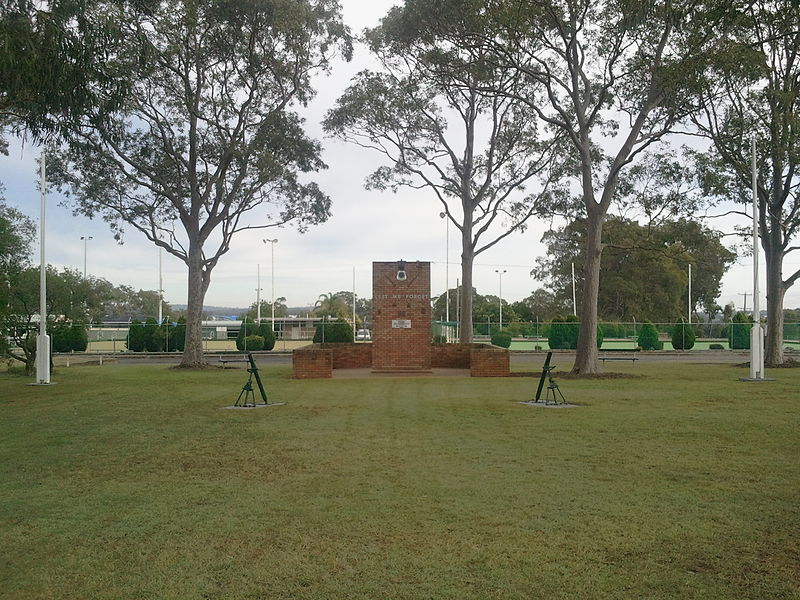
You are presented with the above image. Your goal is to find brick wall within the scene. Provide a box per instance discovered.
[431,343,472,368]
[318,343,373,369]
[372,261,432,371]
[470,345,510,377]
[292,346,333,379]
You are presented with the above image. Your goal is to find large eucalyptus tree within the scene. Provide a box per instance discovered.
[324,0,563,343]
[691,0,799,366]
[38,0,351,366]
[477,0,733,373]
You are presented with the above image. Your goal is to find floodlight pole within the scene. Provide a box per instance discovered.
[263,238,277,331]
[571,262,577,316]
[688,264,692,324]
[158,246,163,324]
[750,136,764,379]
[36,151,50,384]
[440,212,449,322]
[495,269,506,329]
[80,235,93,278]
[256,263,261,323]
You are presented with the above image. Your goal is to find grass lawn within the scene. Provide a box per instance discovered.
[1,363,798,599]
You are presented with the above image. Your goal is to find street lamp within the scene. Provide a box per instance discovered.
[495,269,507,329]
[263,238,278,332]
[439,211,450,323]
[256,263,262,323]
[80,235,93,278]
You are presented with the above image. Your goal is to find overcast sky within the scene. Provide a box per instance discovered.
[0,0,789,315]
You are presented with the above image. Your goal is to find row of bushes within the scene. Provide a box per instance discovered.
[483,313,756,350]
[128,318,187,352]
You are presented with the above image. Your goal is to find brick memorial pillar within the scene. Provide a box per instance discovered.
[372,261,432,372]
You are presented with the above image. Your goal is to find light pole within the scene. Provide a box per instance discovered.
[495,269,507,329]
[263,238,278,332]
[688,263,692,324]
[256,263,262,323]
[158,246,163,324]
[80,235,93,278]
[439,212,449,323]
[571,262,577,316]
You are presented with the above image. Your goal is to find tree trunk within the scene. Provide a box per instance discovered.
[459,223,475,343]
[572,215,602,374]
[458,211,475,344]
[764,250,785,366]
[181,242,207,367]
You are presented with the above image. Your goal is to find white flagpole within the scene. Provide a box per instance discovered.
[750,136,764,379]
[36,150,51,384]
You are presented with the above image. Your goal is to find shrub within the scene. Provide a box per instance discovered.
[171,318,186,352]
[314,319,354,343]
[51,322,72,353]
[491,330,512,348]
[243,335,264,351]
[549,316,578,349]
[729,311,753,349]
[637,321,663,350]
[257,322,276,351]
[68,323,88,352]
[144,318,164,352]
[236,318,256,351]
[432,334,447,344]
[671,318,696,350]
[548,315,601,349]
[128,320,145,352]
[709,343,725,350]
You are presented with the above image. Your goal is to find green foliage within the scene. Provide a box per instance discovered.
[313,319,353,343]
[51,322,73,353]
[490,330,512,348]
[68,322,88,352]
[257,323,276,351]
[671,318,696,350]
[432,334,447,344]
[637,322,663,351]
[34,0,350,367]
[536,217,736,321]
[243,335,264,352]
[143,318,164,352]
[171,317,186,352]
[709,343,725,350]
[548,315,580,349]
[729,312,753,350]
[236,318,256,351]
[128,320,145,352]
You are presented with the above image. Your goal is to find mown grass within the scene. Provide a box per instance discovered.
[1,363,798,599]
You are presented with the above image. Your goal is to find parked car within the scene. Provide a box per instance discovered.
[356,329,371,341]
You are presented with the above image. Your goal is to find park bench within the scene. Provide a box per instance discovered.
[598,349,639,366]
[218,355,250,366]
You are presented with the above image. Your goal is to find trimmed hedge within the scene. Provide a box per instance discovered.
[128,319,145,352]
[491,330,512,348]
[637,321,663,350]
[671,318,696,350]
[313,319,354,343]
